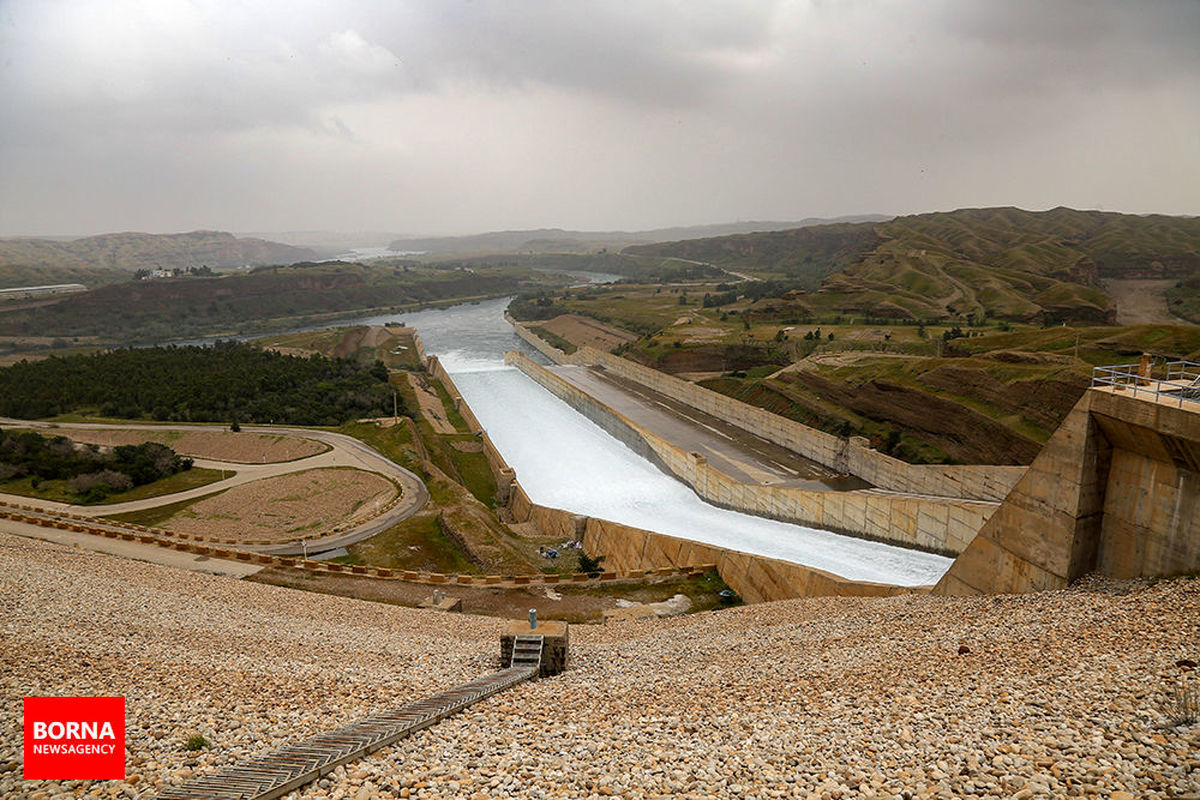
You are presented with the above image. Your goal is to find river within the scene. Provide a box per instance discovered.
[347,296,952,586]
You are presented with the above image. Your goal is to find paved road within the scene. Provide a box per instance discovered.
[0,419,429,555]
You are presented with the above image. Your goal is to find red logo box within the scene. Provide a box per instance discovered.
[24,697,125,780]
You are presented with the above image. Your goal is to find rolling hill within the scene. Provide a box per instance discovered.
[387,216,889,256]
[0,261,554,343]
[626,207,1200,324]
[0,230,317,278]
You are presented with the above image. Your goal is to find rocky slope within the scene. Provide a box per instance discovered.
[2,532,1197,799]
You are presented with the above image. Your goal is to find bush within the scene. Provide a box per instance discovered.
[184,734,210,751]
[578,552,605,577]
[67,470,134,495]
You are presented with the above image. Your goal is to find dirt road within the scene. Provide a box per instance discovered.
[0,419,429,554]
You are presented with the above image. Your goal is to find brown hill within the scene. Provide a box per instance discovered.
[0,230,316,273]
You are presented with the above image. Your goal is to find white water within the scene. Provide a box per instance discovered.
[354,296,953,586]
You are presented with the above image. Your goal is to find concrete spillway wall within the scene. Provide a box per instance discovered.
[505,482,914,602]
[426,354,517,502]
[937,387,1200,595]
[507,318,1024,502]
[507,351,993,556]
[572,345,1025,502]
[418,330,926,600]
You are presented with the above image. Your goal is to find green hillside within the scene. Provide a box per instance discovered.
[0,261,559,343]
[0,263,129,291]
[626,207,1200,324]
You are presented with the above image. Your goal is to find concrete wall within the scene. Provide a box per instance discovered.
[584,516,914,602]
[425,352,517,501]
[409,327,428,364]
[567,345,1024,502]
[1089,391,1200,579]
[936,388,1200,595]
[508,319,1024,501]
[508,351,993,556]
[507,315,576,363]
[504,483,915,602]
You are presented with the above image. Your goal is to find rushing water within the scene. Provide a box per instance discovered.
[348,295,951,586]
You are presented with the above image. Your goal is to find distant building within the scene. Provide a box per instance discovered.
[0,283,87,301]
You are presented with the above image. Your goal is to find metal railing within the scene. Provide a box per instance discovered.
[1092,360,1200,408]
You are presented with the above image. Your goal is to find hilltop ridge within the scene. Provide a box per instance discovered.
[0,230,316,282]
[627,206,1200,324]
[387,215,890,256]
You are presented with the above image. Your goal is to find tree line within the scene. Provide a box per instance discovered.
[0,429,193,502]
[0,341,398,426]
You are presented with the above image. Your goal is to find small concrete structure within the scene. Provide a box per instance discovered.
[419,589,463,612]
[501,619,568,677]
[937,363,1200,595]
[418,595,463,612]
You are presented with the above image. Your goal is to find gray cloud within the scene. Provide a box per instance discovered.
[0,0,1196,236]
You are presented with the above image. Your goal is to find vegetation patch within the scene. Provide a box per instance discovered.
[2,466,225,506]
[0,428,193,503]
[0,340,396,425]
[528,325,578,354]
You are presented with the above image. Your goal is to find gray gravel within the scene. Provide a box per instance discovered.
[2,532,1197,800]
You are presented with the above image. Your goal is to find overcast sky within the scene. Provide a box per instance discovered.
[0,0,1197,238]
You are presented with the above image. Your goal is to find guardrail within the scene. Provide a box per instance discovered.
[1092,360,1200,409]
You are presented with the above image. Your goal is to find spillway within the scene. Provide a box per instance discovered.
[354,297,952,586]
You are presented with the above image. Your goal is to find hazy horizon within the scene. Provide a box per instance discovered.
[9,205,1200,245]
[2,1,1197,237]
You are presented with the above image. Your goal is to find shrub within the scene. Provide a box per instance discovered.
[184,734,210,751]
[68,470,134,496]
[578,552,605,577]
[1161,682,1200,727]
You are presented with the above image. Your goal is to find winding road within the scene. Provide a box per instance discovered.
[0,419,429,555]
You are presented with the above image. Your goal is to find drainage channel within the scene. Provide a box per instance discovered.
[158,631,554,800]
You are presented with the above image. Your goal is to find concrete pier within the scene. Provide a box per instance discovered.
[937,382,1200,595]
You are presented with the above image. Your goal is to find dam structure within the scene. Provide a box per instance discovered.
[359,297,1195,598]
[937,360,1200,594]
[504,314,1016,559]
[505,313,1200,596]
[374,297,952,590]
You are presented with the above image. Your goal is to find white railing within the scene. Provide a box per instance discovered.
[1092,360,1200,408]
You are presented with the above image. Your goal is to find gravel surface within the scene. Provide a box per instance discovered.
[2,532,1198,800]
[154,468,397,542]
[30,429,327,464]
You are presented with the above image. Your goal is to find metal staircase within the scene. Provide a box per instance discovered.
[510,634,545,670]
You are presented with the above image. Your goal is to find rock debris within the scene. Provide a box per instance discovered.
[1,532,1197,799]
